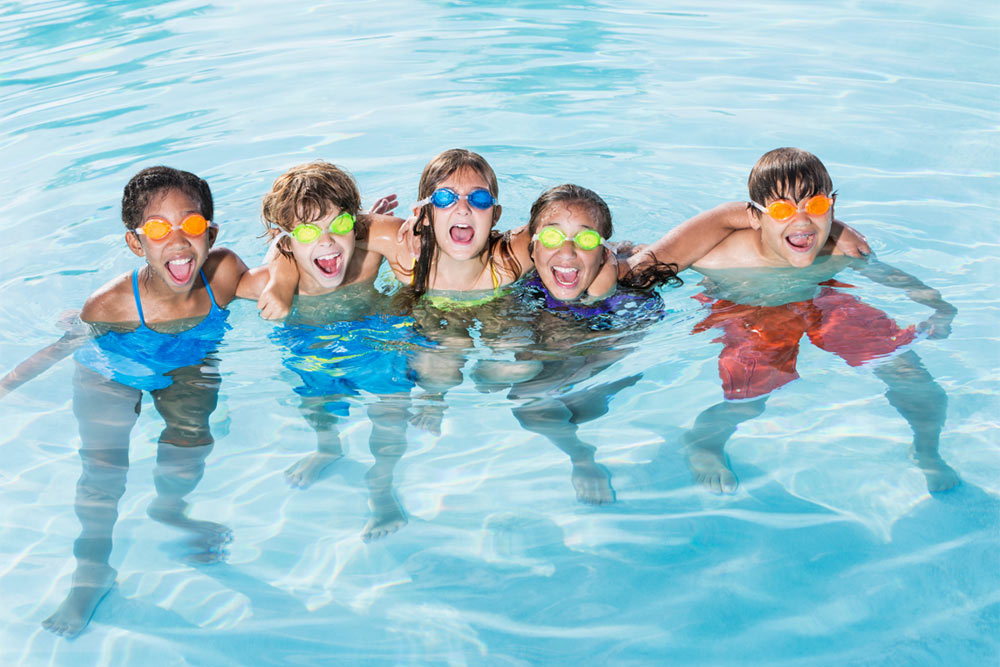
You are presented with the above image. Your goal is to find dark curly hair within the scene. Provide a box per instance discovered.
[121,166,213,231]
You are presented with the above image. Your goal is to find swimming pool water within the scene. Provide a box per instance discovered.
[1,1,998,664]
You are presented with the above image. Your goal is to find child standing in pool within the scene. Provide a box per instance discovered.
[632,148,958,494]
[34,166,248,637]
[238,161,425,540]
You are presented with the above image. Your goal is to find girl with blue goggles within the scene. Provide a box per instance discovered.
[416,187,497,211]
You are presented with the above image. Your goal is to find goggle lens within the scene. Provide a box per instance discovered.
[429,188,496,210]
[138,214,210,240]
[761,195,833,221]
[535,226,604,250]
[289,212,355,244]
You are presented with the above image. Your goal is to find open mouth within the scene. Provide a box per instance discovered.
[551,266,580,288]
[449,224,474,245]
[165,258,194,284]
[314,252,342,276]
[785,231,816,253]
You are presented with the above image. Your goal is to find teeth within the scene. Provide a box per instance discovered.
[316,253,340,260]
[553,267,579,286]
[168,258,191,265]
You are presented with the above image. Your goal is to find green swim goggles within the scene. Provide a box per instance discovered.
[532,226,606,251]
[275,212,356,245]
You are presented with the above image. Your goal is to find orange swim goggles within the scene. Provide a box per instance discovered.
[750,194,833,221]
[135,214,214,240]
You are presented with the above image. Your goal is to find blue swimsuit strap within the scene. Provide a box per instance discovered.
[130,268,220,327]
[131,269,147,327]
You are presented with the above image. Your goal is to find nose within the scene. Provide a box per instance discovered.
[163,227,192,246]
[554,241,578,259]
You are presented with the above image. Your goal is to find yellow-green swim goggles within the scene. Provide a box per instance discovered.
[276,212,356,245]
[532,226,606,251]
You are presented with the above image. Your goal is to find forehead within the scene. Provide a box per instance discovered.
[539,202,597,228]
[438,165,489,189]
[765,179,826,202]
[144,188,200,216]
[296,200,343,224]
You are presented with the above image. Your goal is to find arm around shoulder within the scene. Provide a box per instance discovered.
[627,201,750,274]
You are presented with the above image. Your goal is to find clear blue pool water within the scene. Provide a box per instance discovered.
[1,1,998,664]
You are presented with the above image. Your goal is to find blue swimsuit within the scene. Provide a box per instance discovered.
[272,314,430,415]
[74,269,231,391]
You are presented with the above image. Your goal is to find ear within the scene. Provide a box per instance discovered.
[125,231,145,257]
[207,226,218,249]
[492,204,502,224]
[747,207,762,231]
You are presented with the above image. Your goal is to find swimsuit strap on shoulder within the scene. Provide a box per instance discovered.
[200,269,220,310]
[131,269,147,326]
[489,258,500,291]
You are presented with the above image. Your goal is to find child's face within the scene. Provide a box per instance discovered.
[751,189,834,268]
[126,188,215,293]
[531,202,605,301]
[287,206,356,292]
[429,166,499,262]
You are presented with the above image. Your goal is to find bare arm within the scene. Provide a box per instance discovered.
[855,257,957,339]
[257,250,299,320]
[625,202,749,275]
[586,247,618,298]
[0,314,88,399]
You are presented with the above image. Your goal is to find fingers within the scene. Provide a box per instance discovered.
[369,194,399,216]
[257,298,289,321]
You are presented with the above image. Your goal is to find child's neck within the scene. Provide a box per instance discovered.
[429,250,492,291]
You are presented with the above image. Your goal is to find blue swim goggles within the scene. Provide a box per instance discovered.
[416,187,497,210]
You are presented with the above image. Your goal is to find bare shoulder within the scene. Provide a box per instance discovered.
[364,214,404,244]
[691,229,762,270]
[80,272,137,323]
[344,247,385,286]
[203,247,249,306]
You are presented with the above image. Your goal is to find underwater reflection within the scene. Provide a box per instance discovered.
[682,267,960,495]
[407,279,664,504]
[42,360,230,638]
[271,287,428,541]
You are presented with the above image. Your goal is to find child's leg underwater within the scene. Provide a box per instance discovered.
[683,398,768,494]
[42,365,141,638]
[872,350,959,492]
[362,394,411,541]
[512,395,615,505]
[285,394,346,489]
[146,362,231,562]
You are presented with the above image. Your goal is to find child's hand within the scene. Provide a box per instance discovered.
[257,289,290,320]
[830,220,871,257]
[917,306,956,340]
[369,194,398,216]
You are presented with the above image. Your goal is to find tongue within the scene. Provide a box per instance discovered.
[553,267,578,286]
[450,226,474,243]
[787,233,813,249]
[316,255,341,275]
[166,260,193,283]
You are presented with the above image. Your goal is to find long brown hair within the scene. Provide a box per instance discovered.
[408,148,519,298]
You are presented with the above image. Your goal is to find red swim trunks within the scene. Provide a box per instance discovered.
[693,281,917,400]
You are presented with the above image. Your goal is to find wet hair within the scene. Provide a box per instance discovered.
[408,148,519,298]
[121,166,213,231]
[529,184,681,290]
[527,183,613,240]
[261,161,366,256]
[747,147,834,216]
